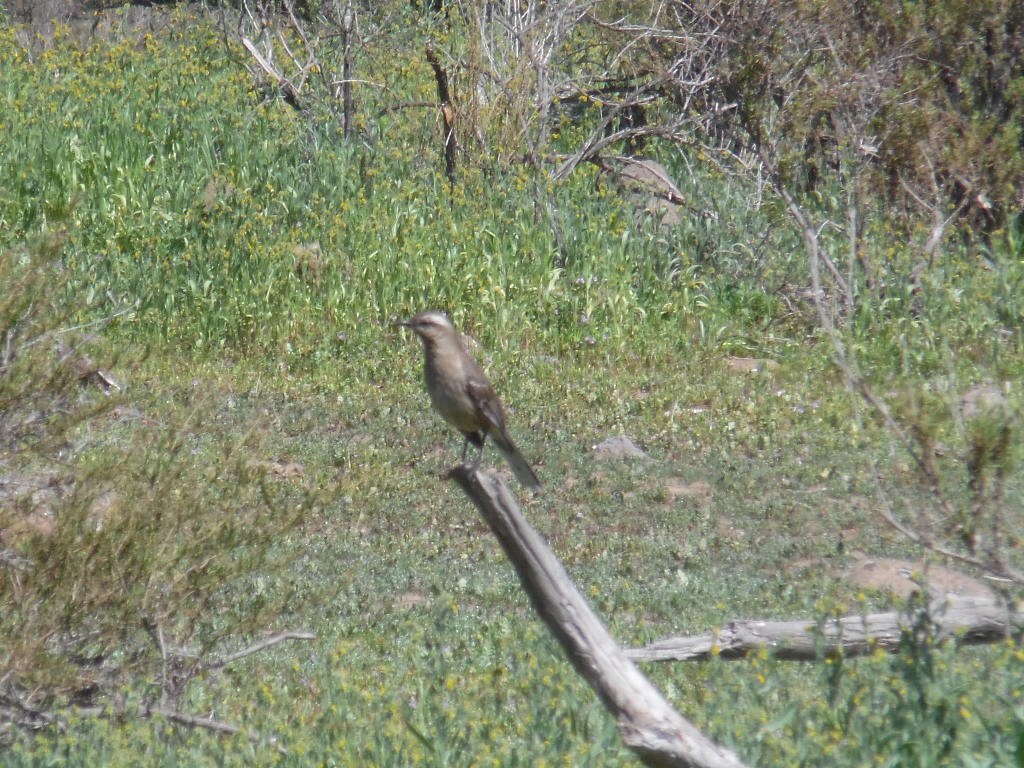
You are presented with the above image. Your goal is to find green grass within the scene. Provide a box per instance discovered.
[2,9,1023,766]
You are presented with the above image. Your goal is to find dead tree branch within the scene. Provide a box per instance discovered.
[2,630,314,750]
[425,43,457,182]
[240,35,303,109]
[449,465,748,768]
[626,598,1021,663]
[65,701,290,755]
[202,630,316,672]
[764,155,1021,586]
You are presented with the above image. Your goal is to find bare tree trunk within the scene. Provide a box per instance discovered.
[449,466,748,768]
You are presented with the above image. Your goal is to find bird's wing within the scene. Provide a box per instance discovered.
[466,375,505,433]
[465,365,541,490]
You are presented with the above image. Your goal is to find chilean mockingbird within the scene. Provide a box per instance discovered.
[398,311,541,489]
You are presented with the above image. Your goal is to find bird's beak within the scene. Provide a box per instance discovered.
[394,318,412,328]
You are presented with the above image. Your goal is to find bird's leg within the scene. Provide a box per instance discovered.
[460,433,486,468]
[472,435,486,468]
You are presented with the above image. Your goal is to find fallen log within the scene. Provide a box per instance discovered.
[625,597,1021,663]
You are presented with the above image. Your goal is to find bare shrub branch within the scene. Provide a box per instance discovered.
[450,465,748,768]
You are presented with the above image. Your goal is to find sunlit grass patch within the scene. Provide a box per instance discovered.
[1,6,1022,766]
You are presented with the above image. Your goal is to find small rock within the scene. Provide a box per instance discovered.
[592,435,650,460]
[960,384,1010,421]
[725,356,779,374]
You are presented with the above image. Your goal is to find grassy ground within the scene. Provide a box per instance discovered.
[2,9,1023,766]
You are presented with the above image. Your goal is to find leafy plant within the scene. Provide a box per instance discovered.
[0,231,314,745]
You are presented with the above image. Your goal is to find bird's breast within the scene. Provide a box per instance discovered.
[424,355,479,433]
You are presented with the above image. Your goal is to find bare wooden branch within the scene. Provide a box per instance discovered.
[92,701,289,755]
[20,301,138,353]
[145,704,243,736]
[0,686,58,733]
[339,2,356,139]
[875,498,1024,584]
[425,43,457,182]
[2,630,313,749]
[761,150,1024,586]
[240,35,302,108]
[626,598,1021,663]
[552,123,688,181]
[449,465,748,768]
[203,630,316,672]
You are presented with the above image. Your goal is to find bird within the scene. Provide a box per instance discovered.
[398,310,541,489]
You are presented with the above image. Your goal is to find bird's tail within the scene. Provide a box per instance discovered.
[491,431,541,490]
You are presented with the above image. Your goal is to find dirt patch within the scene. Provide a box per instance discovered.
[847,555,997,602]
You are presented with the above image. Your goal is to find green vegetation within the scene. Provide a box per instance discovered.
[1,3,1022,765]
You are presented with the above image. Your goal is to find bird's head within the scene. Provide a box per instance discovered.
[397,310,456,345]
